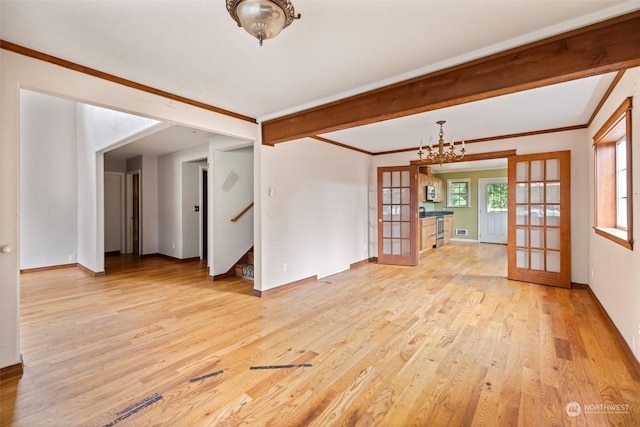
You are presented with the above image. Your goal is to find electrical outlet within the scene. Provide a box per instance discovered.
[282,262,287,272]
[69,255,75,261]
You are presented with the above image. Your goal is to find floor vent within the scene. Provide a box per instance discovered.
[455,229,468,236]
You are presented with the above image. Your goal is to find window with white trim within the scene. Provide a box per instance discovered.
[447,178,471,207]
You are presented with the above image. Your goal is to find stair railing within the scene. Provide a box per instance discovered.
[230,202,254,223]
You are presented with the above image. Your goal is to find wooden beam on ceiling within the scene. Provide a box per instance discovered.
[262,11,640,146]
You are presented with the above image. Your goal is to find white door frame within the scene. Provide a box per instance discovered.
[478,177,508,244]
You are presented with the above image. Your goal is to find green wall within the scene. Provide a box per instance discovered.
[433,168,507,240]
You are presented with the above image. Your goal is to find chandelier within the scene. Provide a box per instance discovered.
[226,0,301,46]
[418,120,466,166]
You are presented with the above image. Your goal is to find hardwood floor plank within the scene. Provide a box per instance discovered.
[2,244,640,426]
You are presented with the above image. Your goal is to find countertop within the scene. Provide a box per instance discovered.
[419,211,454,218]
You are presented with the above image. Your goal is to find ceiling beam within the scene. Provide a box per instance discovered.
[262,11,640,146]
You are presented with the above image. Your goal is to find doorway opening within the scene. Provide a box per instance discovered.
[127,170,141,255]
[201,167,208,261]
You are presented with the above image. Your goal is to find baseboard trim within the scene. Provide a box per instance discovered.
[349,257,377,269]
[211,270,235,281]
[20,263,77,274]
[78,263,105,277]
[154,254,200,263]
[580,284,640,379]
[451,238,480,243]
[254,257,377,297]
[140,253,159,258]
[0,356,23,380]
[253,275,318,298]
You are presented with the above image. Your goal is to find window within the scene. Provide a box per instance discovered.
[447,178,471,207]
[616,138,627,229]
[593,97,633,250]
[486,183,508,212]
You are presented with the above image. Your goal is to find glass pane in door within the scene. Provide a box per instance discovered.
[487,183,508,212]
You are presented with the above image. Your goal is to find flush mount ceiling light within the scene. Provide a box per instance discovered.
[226,0,301,46]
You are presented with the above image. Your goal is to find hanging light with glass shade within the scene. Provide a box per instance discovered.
[226,0,301,46]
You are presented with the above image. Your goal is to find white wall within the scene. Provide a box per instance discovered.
[0,49,258,369]
[588,68,640,362]
[212,147,254,275]
[76,110,102,273]
[19,90,78,270]
[141,156,159,255]
[105,156,127,173]
[370,129,591,285]
[157,144,209,258]
[78,103,160,152]
[75,103,165,272]
[258,138,370,291]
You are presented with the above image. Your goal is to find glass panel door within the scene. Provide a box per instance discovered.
[508,151,571,288]
[378,166,418,266]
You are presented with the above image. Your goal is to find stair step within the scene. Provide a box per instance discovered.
[234,263,254,280]
[241,263,254,280]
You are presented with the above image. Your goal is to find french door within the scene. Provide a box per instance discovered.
[377,166,418,266]
[508,151,571,288]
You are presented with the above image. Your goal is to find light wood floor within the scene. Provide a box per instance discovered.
[2,243,639,426]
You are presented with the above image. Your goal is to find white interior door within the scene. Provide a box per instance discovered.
[478,178,508,244]
[104,172,125,253]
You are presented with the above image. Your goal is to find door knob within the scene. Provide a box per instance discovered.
[0,245,13,254]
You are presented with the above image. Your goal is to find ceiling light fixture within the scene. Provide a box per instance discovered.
[226,0,301,46]
[418,120,466,166]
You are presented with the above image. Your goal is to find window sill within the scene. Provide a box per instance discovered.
[594,227,633,250]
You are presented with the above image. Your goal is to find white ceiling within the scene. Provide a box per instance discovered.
[105,124,215,160]
[2,0,639,159]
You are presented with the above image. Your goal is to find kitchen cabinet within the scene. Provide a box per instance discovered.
[419,217,436,252]
[444,214,453,243]
[418,172,429,202]
[418,168,444,203]
[431,178,444,203]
